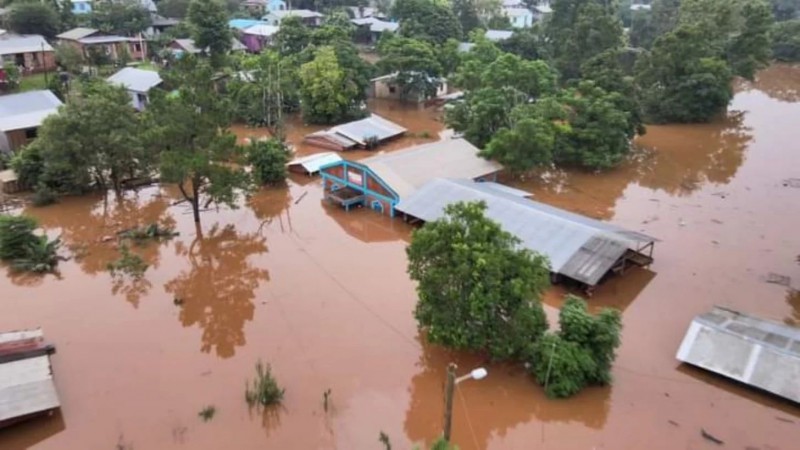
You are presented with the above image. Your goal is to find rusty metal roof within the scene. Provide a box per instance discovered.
[395,178,655,285]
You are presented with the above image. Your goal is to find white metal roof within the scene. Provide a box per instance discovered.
[287,152,343,174]
[677,306,800,403]
[56,27,98,41]
[243,24,280,37]
[0,90,62,132]
[360,139,502,198]
[78,35,132,44]
[503,7,532,17]
[0,35,53,55]
[0,329,60,424]
[107,67,162,93]
[396,178,655,285]
[485,29,514,41]
[269,9,323,19]
[329,114,406,146]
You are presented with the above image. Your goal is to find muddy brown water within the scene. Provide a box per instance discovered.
[1,65,799,449]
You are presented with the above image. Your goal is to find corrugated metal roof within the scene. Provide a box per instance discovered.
[287,152,343,174]
[395,178,654,285]
[107,67,162,93]
[0,90,62,132]
[229,19,262,30]
[78,35,132,44]
[269,9,323,18]
[361,139,502,198]
[485,29,514,41]
[329,114,406,146]
[0,35,53,55]
[677,306,800,403]
[305,130,358,149]
[172,38,245,54]
[56,27,98,41]
[243,24,280,37]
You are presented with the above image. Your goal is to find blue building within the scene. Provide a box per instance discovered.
[71,0,92,15]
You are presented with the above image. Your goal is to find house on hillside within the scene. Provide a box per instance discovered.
[240,24,280,53]
[320,138,501,215]
[71,0,92,14]
[244,0,287,15]
[167,37,247,57]
[503,7,534,28]
[263,9,324,27]
[369,72,448,103]
[145,15,180,38]
[351,17,399,43]
[304,114,406,151]
[57,27,147,63]
[107,67,162,110]
[0,34,56,73]
[396,178,656,289]
[0,90,62,153]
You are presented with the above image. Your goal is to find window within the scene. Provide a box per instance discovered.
[24,128,37,140]
[388,85,396,94]
[132,43,142,53]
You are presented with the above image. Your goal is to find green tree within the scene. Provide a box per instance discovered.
[57,0,76,31]
[407,201,550,361]
[377,36,443,100]
[144,56,251,224]
[8,2,60,39]
[187,0,232,67]
[452,0,481,34]
[557,295,622,385]
[726,0,773,79]
[437,38,462,76]
[299,46,364,124]
[394,0,463,44]
[771,19,800,61]
[16,81,150,195]
[158,0,192,18]
[445,86,527,148]
[529,296,622,398]
[274,16,311,56]
[770,0,799,21]
[545,0,623,80]
[529,333,596,398]
[636,25,734,123]
[246,138,291,185]
[481,116,558,173]
[55,43,84,73]
[498,26,548,60]
[91,0,152,35]
[228,51,299,129]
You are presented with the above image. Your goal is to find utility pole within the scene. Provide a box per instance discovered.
[442,363,457,442]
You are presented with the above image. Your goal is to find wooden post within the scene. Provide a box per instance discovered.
[442,363,457,442]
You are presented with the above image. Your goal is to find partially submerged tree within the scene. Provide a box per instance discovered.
[771,19,800,61]
[299,46,364,124]
[0,215,62,274]
[407,201,550,361]
[377,36,443,101]
[246,138,291,185]
[228,51,299,129]
[145,56,251,224]
[529,295,622,398]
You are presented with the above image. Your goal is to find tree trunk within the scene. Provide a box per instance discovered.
[191,176,201,224]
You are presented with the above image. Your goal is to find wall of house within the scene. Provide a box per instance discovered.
[509,12,533,28]
[370,78,448,103]
[8,51,56,73]
[321,162,399,216]
[4,129,32,152]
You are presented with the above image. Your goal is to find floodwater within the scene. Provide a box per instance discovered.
[1,65,799,449]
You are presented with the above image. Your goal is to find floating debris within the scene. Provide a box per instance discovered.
[701,428,724,445]
[781,178,800,188]
[765,273,791,287]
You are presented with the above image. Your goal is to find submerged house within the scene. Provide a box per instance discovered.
[107,67,162,111]
[0,34,56,74]
[320,138,501,215]
[168,37,247,57]
[369,72,448,103]
[677,306,800,404]
[0,90,62,153]
[395,178,656,289]
[304,114,406,151]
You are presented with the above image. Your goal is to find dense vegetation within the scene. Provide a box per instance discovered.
[0,215,62,273]
[407,202,623,397]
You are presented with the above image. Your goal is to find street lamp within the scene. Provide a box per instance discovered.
[443,363,487,442]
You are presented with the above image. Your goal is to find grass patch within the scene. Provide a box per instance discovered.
[198,405,216,422]
[244,360,284,408]
[18,73,48,92]
[131,61,159,72]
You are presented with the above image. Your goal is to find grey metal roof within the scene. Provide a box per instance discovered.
[172,37,245,53]
[502,7,532,17]
[395,178,655,285]
[0,35,53,55]
[361,139,502,198]
[329,114,406,146]
[107,67,162,93]
[269,9,323,19]
[56,27,98,41]
[485,29,514,41]
[0,90,62,132]
[243,24,280,37]
[287,152,343,174]
[305,130,358,148]
[677,306,800,403]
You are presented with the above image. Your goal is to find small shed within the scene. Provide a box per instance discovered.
[0,169,20,194]
[287,152,343,175]
[320,138,501,216]
[240,23,280,53]
[303,114,406,151]
[677,306,800,403]
[107,67,162,111]
[0,329,60,429]
[0,90,62,153]
[396,178,655,288]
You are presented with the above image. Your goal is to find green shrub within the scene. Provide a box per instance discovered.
[32,184,57,206]
[244,360,284,407]
[246,139,291,185]
[0,215,61,273]
[529,333,597,398]
[771,20,800,62]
